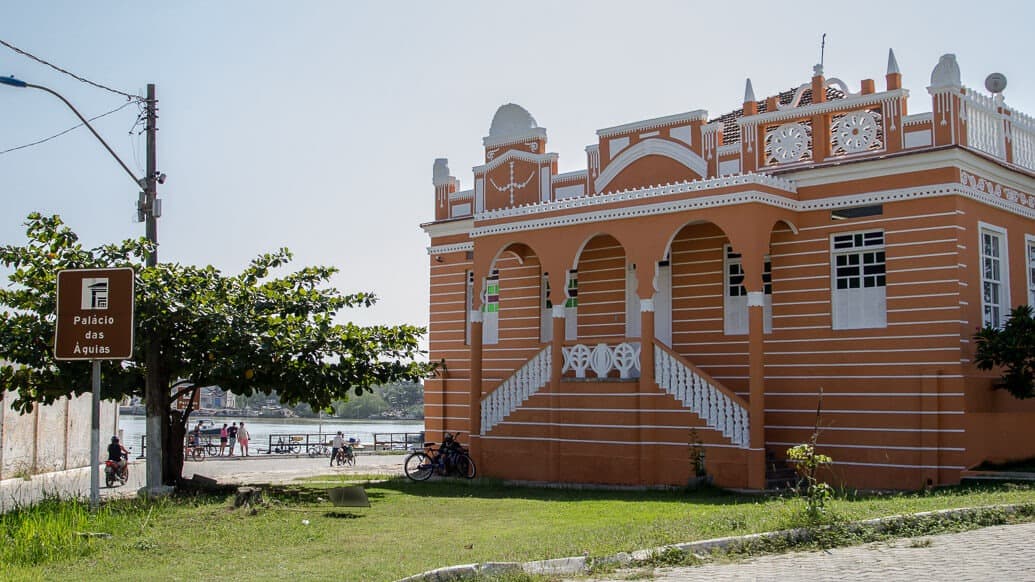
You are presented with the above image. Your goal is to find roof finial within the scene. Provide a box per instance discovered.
[813,33,827,76]
[744,78,756,103]
[887,48,900,75]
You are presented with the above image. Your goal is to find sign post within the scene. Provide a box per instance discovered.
[55,267,134,509]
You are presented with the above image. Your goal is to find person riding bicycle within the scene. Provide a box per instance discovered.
[107,436,129,478]
[330,431,345,467]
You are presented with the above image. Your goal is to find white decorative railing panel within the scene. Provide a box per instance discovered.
[654,345,750,448]
[1010,109,1035,172]
[481,347,551,433]
[561,342,641,379]
[962,89,1005,160]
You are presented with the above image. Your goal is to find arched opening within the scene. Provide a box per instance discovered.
[482,243,543,346]
[572,234,631,342]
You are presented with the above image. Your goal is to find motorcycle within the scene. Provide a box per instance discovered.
[105,456,129,488]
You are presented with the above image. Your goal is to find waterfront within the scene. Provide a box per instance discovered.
[118,415,424,453]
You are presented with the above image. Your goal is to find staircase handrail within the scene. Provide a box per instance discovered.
[480,346,552,434]
[653,340,750,448]
[653,341,749,409]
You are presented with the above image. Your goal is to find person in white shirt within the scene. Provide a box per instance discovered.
[330,431,345,467]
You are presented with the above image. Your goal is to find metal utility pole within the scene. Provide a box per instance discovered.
[143,83,164,493]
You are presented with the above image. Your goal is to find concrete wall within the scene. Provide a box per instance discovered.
[0,391,119,480]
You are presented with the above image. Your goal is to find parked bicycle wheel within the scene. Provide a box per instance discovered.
[190,446,206,462]
[308,444,328,457]
[456,453,476,479]
[289,443,302,454]
[404,452,434,481]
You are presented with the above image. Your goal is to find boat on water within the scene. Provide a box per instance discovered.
[188,419,222,436]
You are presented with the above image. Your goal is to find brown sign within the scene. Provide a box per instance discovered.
[55,268,135,360]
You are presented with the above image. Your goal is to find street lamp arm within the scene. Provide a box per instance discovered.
[1,76,143,188]
[23,82,144,188]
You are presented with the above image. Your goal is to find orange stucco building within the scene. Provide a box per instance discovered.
[421,51,1035,490]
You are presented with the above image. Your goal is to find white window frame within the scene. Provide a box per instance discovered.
[464,271,474,345]
[540,274,552,342]
[979,222,1009,329]
[831,230,887,330]
[625,262,641,338]
[1025,234,1035,308]
[723,246,772,335]
[482,269,499,344]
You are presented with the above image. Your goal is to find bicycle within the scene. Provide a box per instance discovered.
[187,439,206,462]
[333,445,356,466]
[272,436,302,454]
[308,442,329,457]
[204,442,223,458]
[404,433,476,481]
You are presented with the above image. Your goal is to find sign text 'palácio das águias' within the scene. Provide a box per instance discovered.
[55,267,135,360]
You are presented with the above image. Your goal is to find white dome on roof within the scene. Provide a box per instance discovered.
[489,103,539,139]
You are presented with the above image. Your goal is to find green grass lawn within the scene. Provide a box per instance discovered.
[3,477,1034,582]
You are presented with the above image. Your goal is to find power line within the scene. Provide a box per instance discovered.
[0,38,141,101]
[0,101,136,155]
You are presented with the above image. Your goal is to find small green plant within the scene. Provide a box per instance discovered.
[787,388,833,522]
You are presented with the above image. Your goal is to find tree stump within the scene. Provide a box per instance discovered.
[234,486,264,508]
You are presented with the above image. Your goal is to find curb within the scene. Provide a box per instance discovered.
[396,502,1034,581]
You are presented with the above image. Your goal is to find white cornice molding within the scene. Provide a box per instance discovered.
[482,127,547,148]
[421,217,474,238]
[475,149,553,173]
[739,89,909,126]
[785,147,1035,192]
[595,138,709,192]
[718,143,741,156]
[597,110,708,138]
[468,179,1035,239]
[747,292,765,307]
[476,172,796,222]
[427,242,474,255]
[472,189,798,237]
[902,112,933,126]
[553,170,588,183]
[449,189,474,201]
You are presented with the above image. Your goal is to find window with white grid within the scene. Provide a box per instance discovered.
[1026,235,1035,308]
[831,231,886,330]
[724,246,772,335]
[980,224,1008,328]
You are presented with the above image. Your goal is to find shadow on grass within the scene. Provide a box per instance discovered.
[323,511,364,519]
[366,475,752,506]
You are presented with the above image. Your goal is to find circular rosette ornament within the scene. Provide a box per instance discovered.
[766,122,810,163]
[833,111,879,153]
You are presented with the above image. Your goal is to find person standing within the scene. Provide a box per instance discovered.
[330,431,345,467]
[227,422,238,457]
[238,421,251,457]
[218,423,228,457]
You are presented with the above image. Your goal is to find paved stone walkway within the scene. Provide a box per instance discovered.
[590,521,1035,581]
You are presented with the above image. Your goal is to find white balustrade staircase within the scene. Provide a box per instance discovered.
[654,344,750,448]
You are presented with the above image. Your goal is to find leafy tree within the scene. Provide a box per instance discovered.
[334,391,389,419]
[0,213,434,484]
[382,381,423,410]
[974,305,1035,399]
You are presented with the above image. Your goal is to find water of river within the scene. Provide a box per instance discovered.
[118,415,424,452]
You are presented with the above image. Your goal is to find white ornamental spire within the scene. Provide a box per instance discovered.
[887,48,900,75]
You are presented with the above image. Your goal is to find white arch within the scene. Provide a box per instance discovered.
[594,138,708,193]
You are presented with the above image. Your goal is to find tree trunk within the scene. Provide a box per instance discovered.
[161,392,186,486]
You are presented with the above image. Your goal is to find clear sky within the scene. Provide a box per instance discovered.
[2,1,1034,347]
